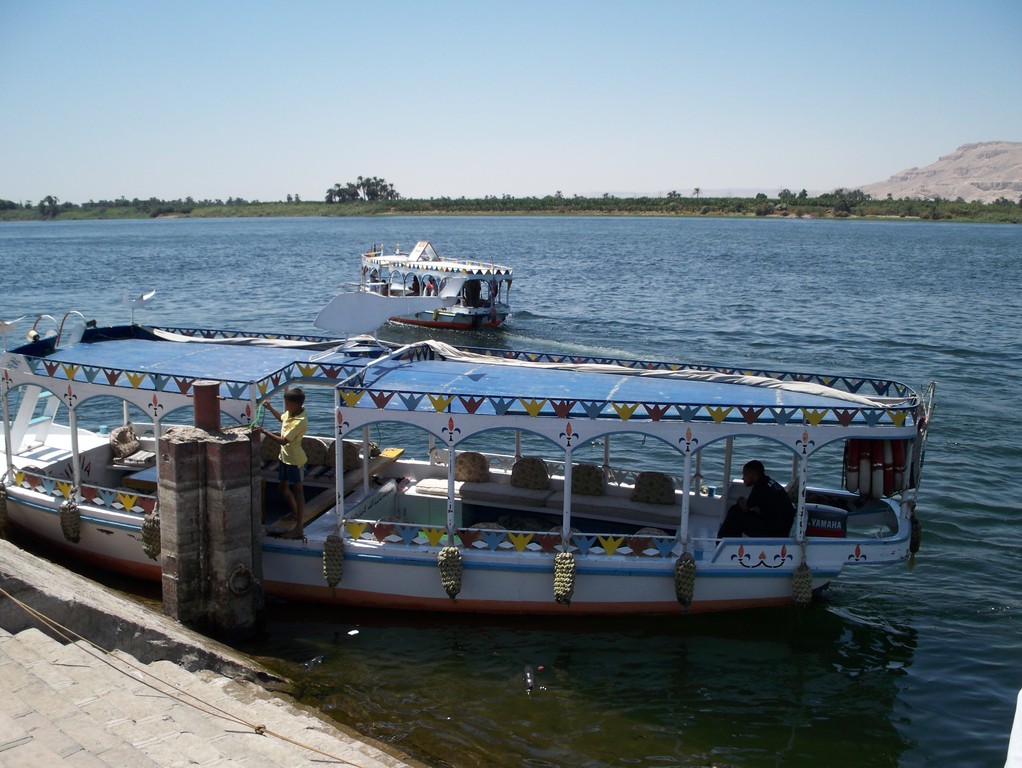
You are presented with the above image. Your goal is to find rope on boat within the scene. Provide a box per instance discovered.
[437,545,463,599]
[59,496,81,544]
[0,485,8,540]
[141,510,161,560]
[249,402,265,431]
[323,534,344,587]
[792,563,813,608]
[792,543,814,609]
[553,551,576,605]
[673,552,696,608]
[910,506,922,554]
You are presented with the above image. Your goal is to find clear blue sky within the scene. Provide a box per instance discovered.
[2,0,1020,204]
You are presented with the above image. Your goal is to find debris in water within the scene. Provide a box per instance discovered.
[303,654,325,669]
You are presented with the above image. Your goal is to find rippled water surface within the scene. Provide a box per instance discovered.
[2,216,1020,767]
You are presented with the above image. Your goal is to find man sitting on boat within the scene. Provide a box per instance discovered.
[717,460,796,539]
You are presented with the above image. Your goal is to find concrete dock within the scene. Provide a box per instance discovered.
[0,538,422,768]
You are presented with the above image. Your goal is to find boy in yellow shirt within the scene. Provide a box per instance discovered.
[254,388,308,538]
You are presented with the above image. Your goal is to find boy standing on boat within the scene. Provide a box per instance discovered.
[717,460,796,539]
[253,388,308,538]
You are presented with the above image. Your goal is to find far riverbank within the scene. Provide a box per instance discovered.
[3,193,1020,224]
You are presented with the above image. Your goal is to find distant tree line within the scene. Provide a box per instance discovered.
[3,181,1020,223]
[325,176,399,203]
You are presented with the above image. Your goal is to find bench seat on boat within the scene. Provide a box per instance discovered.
[412,478,464,497]
[341,447,405,495]
[543,490,687,530]
[412,476,554,507]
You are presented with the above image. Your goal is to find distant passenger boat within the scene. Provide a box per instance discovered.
[0,309,935,615]
[355,241,512,330]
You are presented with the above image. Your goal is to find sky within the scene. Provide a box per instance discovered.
[2,0,1021,205]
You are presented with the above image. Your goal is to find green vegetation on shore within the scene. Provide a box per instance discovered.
[3,188,1020,223]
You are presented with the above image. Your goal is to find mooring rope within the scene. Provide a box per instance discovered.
[0,583,361,765]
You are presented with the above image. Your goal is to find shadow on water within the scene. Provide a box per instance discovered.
[238,596,918,768]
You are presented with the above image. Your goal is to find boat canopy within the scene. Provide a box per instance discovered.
[2,325,385,420]
[337,341,922,430]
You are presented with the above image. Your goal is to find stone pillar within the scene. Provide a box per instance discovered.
[158,425,263,640]
[159,436,205,626]
[193,380,221,432]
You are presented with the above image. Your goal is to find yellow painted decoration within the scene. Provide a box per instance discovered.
[56,481,73,499]
[116,493,138,512]
[612,402,639,420]
[344,521,368,539]
[339,389,364,407]
[507,531,534,551]
[422,526,447,546]
[125,371,146,388]
[428,393,455,412]
[296,362,319,377]
[61,364,80,380]
[800,408,826,425]
[887,410,908,427]
[257,382,269,396]
[598,535,625,555]
[707,406,733,424]
[14,472,24,487]
[520,398,547,417]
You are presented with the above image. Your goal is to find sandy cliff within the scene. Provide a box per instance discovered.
[859,141,1022,203]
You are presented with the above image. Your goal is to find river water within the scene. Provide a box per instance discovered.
[1,216,1020,767]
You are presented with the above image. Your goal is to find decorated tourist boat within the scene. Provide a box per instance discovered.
[0,310,934,615]
[345,240,513,331]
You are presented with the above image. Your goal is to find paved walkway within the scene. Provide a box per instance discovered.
[0,539,421,768]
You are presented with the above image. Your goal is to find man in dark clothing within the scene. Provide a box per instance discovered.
[717,460,796,538]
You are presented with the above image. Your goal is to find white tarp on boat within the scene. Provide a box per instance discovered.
[315,291,451,336]
[414,340,896,407]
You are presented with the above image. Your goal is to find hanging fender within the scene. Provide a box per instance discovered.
[844,439,860,494]
[882,440,895,497]
[857,440,872,498]
[870,441,885,500]
[892,439,907,492]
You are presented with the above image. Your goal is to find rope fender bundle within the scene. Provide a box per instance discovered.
[323,534,344,587]
[0,485,8,540]
[437,545,463,599]
[792,562,813,609]
[141,511,161,560]
[910,511,922,554]
[59,497,81,544]
[553,551,576,605]
[674,552,696,608]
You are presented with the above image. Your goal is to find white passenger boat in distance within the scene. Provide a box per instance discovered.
[355,241,512,330]
[0,310,934,615]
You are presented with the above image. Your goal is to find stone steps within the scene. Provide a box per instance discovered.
[0,626,410,767]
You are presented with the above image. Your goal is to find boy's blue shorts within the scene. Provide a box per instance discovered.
[278,463,305,484]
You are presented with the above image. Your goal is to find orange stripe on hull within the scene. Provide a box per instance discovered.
[263,581,792,615]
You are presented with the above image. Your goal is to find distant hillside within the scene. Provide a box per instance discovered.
[859,141,1022,203]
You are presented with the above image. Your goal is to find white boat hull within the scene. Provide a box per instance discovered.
[6,486,908,615]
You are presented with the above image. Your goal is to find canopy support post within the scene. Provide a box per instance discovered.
[69,407,82,495]
[561,445,574,546]
[446,443,457,544]
[679,450,692,547]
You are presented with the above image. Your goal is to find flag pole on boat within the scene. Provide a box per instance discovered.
[122,290,157,325]
[0,317,26,351]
